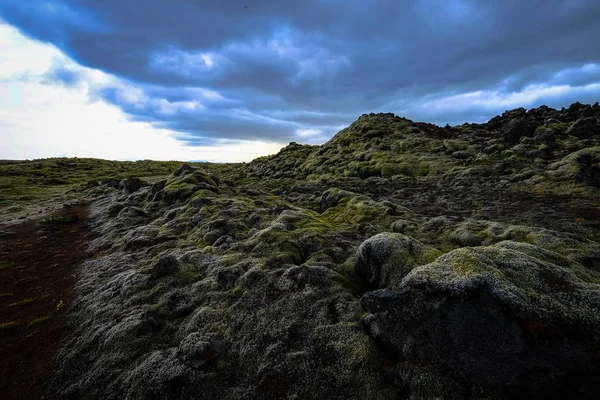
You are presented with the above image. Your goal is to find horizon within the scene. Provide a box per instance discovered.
[1,1,600,162]
[2,100,596,164]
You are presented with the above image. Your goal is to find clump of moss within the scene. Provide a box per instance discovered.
[355,232,443,288]
[405,241,600,321]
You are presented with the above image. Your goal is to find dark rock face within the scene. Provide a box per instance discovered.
[107,203,125,216]
[575,153,600,188]
[161,288,193,317]
[363,288,600,399]
[149,179,167,201]
[567,117,600,139]
[151,254,179,280]
[119,178,148,194]
[501,118,537,144]
[0,230,14,239]
[174,163,196,177]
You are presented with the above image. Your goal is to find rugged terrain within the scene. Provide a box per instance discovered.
[1,102,600,399]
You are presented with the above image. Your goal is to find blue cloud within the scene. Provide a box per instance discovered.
[2,0,600,146]
[40,62,85,87]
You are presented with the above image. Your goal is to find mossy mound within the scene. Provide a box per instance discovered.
[355,233,442,288]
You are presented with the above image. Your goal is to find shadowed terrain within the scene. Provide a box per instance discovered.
[0,204,90,400]
[1,102,600,399]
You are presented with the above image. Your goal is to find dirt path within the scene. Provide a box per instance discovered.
[0,203,91,400]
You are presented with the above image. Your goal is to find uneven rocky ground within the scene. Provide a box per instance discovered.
[2,102,600,399]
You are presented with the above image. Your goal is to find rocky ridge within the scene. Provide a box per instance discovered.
[47,102,600,399]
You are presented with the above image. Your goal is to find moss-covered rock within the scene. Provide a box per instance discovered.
[355,233,441,288]
[362,241,600,399]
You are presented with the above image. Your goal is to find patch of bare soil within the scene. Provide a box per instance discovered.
[0,203,91,400]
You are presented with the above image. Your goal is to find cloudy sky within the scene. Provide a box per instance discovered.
[1,0,599,161]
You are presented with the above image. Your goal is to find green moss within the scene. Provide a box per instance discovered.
[547,121,569,132]
[325,196,390,226]
[408,242,600,323]
[164,181,196,191]
[447,249,480,277]
[0,158,191,209]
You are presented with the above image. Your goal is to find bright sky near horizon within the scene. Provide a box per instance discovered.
[0,25,283,161]
[1,1,599,161]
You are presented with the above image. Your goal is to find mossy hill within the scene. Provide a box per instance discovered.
[2,102,600,399]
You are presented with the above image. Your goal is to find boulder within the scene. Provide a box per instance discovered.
[361,241,600,399]
[501,118,537,144]
[119,178,148,194]
[355,233,440,288]
[174,163,196,177]
[533,128,557,148]
[213,235,236,250]
[567,117,600,139]
[148,179,167,201]
[216,267,242,290]
[575,153,600,188]
[318,188,356,211]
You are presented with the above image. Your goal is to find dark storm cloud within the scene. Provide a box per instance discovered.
[2,0,600,145]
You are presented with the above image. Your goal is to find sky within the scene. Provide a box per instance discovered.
[1,0,599,162]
